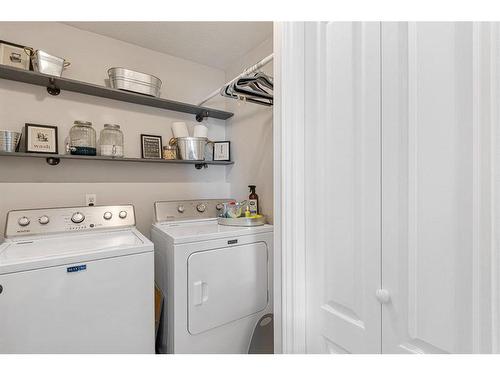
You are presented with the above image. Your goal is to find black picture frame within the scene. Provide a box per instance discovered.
[141,134,163,159]
[24,123,58,154]
[213,141,231,161]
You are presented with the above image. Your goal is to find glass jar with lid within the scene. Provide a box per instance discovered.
[69,120,96,156]
[99,124,124,158]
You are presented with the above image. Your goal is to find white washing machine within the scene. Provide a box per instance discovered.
[0,205,154,354]
[151,199,273,354]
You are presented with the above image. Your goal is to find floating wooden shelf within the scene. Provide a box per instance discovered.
[0,151,234,169]
[0,65,233,121]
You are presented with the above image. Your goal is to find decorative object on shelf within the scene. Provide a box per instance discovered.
[141,134,163,159]
[171,121,189,138]
[172,137,211,161]
[162,145,177,160]
[99,124,124,158]
[108,67,162,97]
[69,121,96,156]
[213,141,230,161]
[24,123,58,154]
[24,48,70,77]
[193,124,208,138]
[0,40,31,71]
[0,130,22,152]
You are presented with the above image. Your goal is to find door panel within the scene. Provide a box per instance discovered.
[381,22,495,354]
[304,22,381,353]
[187,242,269,335]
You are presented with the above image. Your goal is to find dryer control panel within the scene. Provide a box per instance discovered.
[154,199,233,222]
[5,205,135,238]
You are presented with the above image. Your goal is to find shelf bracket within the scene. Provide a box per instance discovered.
[46,78,61,96]
[46,157,60,166]
[194,163,208,170]
[195,110,209,122]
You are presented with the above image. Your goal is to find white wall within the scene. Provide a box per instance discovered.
[224,38,273,221]
[0,22,229,235]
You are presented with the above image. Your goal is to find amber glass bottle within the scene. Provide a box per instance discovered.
[248,185,259,215]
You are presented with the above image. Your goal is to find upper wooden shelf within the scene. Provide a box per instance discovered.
[0,65,233,121]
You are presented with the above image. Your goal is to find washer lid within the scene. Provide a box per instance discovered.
[0,229,152,274]
[153,219,273,244]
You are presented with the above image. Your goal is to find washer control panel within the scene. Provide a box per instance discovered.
[154,199,233,222]
[5,205,135,238]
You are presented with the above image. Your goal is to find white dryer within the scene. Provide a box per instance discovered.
[0,205,154,353]
[151,200,273,354]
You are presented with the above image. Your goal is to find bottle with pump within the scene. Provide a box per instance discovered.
[248,185,259,215]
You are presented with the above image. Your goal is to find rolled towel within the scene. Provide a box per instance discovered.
[193,124,208,138]
[171,122,189,138]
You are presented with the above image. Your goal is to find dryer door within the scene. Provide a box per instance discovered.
[187,242,269,335]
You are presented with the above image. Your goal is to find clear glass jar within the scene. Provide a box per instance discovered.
[99,124,124,158]
[69,120,96,156]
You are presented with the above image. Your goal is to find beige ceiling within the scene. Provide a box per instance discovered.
[64,22,272,70]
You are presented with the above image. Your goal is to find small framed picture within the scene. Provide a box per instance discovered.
[213,141,230,161]
[0,40,31,71]
[141,134,163,159]
[25,124,58,154]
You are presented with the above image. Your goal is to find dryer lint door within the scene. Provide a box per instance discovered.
[187,242,269,335]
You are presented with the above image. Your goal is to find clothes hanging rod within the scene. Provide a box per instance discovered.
[197,53,274,107]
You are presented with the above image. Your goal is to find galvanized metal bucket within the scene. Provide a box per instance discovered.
[173,137,211,161]
[0,130,21,152]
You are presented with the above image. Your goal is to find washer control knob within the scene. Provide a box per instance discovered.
[118,210,127,219]
[177,205,185,213]
[18,216,30,227]
[71,212,85,224]
[103,212,113,220]
[38,215,50,225]
[216,203,224,210]
[196,203,207,213]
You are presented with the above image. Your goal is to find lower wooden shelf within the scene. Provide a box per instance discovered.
[0,151,234,169]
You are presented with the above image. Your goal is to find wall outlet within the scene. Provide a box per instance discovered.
[86,194,97,206]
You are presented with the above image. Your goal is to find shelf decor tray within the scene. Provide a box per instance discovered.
[217,216,267,227]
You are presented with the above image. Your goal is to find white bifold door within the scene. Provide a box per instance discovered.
[293,21,500,353]
[303,21,382,354]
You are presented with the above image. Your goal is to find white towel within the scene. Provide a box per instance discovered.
[171,122,189,138]
[193,124,208,138]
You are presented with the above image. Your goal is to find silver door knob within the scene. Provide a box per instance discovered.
[376,289,391,304]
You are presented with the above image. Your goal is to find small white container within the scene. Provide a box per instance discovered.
[171,122,189,138]
[193,124,208,138]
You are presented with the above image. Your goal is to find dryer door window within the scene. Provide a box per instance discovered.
[187,242,269,335]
